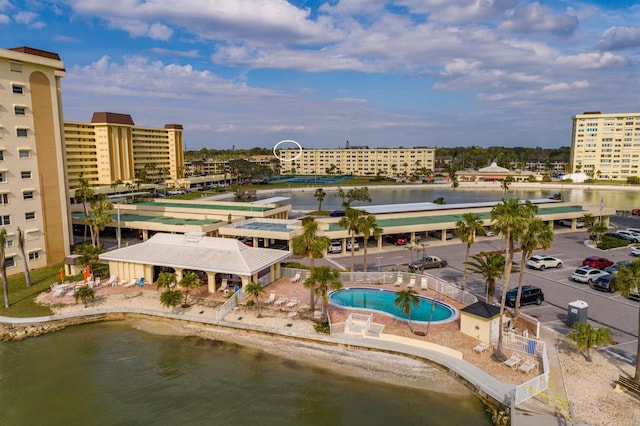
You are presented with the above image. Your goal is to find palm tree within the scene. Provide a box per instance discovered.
[179,271,200,307]
[87,194,113,248]
[491,198,537,359]
[291,217,330,308]
[0,228,10,308]
[514,218,553,317]
[160,289,183,309]
[465,253,506,303]
[612,262,640,382]
[305,266,341,318]
[244,281,266,317]
[455,213,485,290]
[358,214,382,272]
[567,323,615,362]
[75,176,96,244]
[394,289,420,333]
[16,227,32,288]
[314,188,327,211]
[501,175,514,194]
[587,222,608,244]
[338,208,364,272]
[74,284,95,307]
[156,271,177,290]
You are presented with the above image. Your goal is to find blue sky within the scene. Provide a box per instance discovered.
[2,1,640,151]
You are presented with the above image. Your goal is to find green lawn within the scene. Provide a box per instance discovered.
[0,263,107,318]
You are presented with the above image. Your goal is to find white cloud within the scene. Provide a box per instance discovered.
[397,0,516,23]
[597,26,640,51]
[0,14,9,24]
[542,80,590,92]
[499,2,578,36]
[556,52,627,69]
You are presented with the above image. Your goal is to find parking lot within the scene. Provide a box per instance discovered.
[318,214,640,365]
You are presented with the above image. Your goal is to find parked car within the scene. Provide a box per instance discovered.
[409,256,448,270]
[505,285,544,307]
[526,255,563,270]
[346,241,359,251]
[571,266,609,283]
[328,241,342,253]
[386,234,408,246]
[582,256,614,269]
[483,227,496,237]
[626,227,640,235]
[631,246,640,257]
[431,230,453,240]
[611,231,640,243]
[604,260,633,275]
[558,219,585,228]
[329,210,346,217]
[592,274,616,293]
[632,209,640,216]
[603,232,632,244]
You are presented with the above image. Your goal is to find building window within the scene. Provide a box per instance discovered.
[14,106,26,116]
[18,150,30,159]
[17,128,28,137]
[12,85,23,94]
[10,62,22,72]
[0,215,11,225]
[21,171,32,179]
[0,172,6,183]
[4,257,15,268]
[0,194,7,204]
[23,191,34,200]
[25,211,36,220]
[28,251,40,261]
[0,151,3,161]
[5,239,13,248]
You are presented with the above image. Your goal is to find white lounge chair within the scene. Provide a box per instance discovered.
[265,291,276,305]
[394,275,404,286]
[123,278,137,288]
[286,297,299,308]
[104,274,117,286]
[518,358,538,375]
[473,342,490,354]
[503,353,524,369]
[274,297,287,306]
[420,277,428,290]
[219,279,228,292]
[407,276,417,288]
[291,272,302,282]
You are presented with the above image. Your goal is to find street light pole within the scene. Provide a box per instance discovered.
[376,256,382,272]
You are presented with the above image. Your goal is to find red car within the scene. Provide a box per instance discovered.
[632,209,640,216]
[387,234,407,245]
[582,256,614,270]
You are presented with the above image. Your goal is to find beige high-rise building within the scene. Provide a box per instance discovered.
[279,146,436,176]
[0,47,71,274]
[570,112,640,180]
[65,113,184,189]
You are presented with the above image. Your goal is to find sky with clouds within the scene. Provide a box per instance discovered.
[2,0,639,151]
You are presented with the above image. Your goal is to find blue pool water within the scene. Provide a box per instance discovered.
[329,287,458,323]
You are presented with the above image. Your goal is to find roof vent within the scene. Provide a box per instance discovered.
[185,231,205,243]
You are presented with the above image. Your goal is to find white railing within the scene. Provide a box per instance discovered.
[215,289,246,321]
[258,273,271,287]
[501,332,550,405]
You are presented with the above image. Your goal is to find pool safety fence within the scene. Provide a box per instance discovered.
[282,268,477,306]
[216,289,246,321]
[500,332,550,406]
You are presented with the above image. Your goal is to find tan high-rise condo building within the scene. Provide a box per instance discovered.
[0,47,71,274]
[570,111,640,180]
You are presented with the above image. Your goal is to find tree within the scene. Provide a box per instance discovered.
[587,222,608,244]
[305,266,341,318]
[567,323,615,362]
[465,253,505,304]
[432,197,446,205]
[612,262,640,382]
[160,289,183,309]
[335,187,371,209]
[291,217,330,308]
[455,213,485,291]
[314,188,327,211]
[75,176,96,244]
[179,271,201,307]
[394,289,420,333]
[16,227,32,288]
[0,228,9,308]
[514,218,553,317]
[501,175,515,194]
[156,271,177,290]
[490,198,537,359]
[357,214,382,272]
[73,242,105,272]
[338,208,364,272]
[244,281,266,317]
[74,284,95,307]
[87,195,113,248]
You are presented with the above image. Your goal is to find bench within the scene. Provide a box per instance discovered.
[615,375,640,398]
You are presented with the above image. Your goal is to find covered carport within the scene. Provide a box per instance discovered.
[98,232,291,293]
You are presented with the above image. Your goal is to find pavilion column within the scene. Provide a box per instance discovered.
[174,268,184,283]
[377,235,382,250]
[207,272,216,293]
[410,232,415,244]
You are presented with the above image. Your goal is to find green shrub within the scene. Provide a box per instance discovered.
[597,235,629,250]
[246,299,255,307]
[283,262,309,270]
[627,176,640,185]
[314,321,331,334]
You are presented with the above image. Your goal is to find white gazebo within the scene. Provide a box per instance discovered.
[99,232,290,292]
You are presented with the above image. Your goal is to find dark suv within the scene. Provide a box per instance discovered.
[505,285,544,307]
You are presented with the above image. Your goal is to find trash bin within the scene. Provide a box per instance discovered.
[567,300,588,327]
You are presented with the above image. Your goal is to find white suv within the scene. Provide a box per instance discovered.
[570,267,608,284]
[526,255,562,270]
[328,241,342,253]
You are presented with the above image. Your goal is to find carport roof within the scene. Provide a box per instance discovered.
[99,233,290,276]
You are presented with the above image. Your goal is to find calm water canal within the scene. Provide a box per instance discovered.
[1,322,491,425]
[269,185,639,211]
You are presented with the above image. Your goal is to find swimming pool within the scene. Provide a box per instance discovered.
[329,287,458,324]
